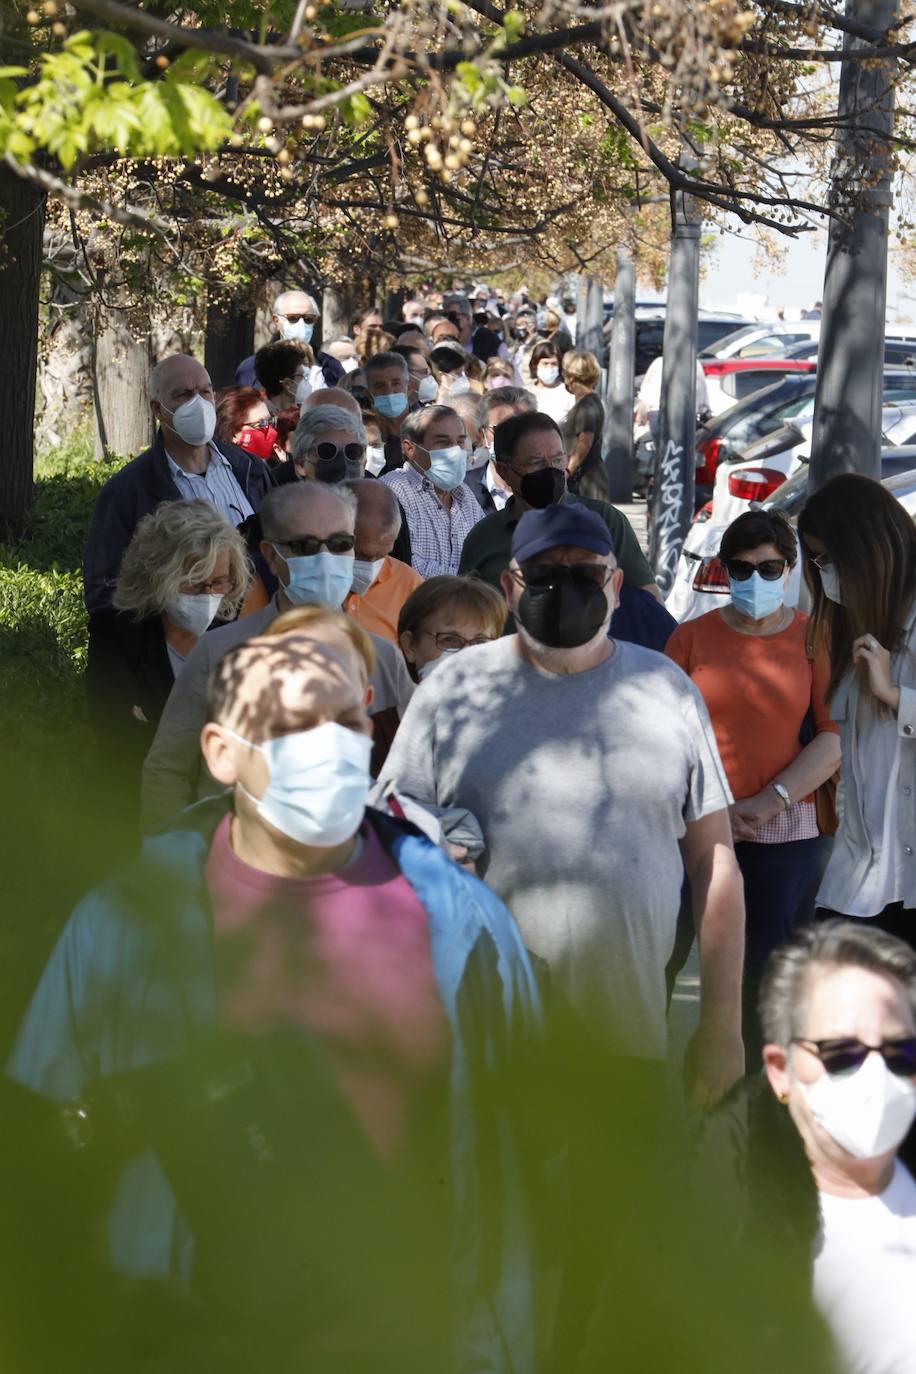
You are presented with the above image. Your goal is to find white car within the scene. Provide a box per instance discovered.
[706,320,916,362]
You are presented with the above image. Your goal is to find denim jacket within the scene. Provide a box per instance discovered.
[818,603,916,914]
[8,801,541,1372]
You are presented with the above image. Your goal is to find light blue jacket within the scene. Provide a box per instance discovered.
[8,802,542,1373]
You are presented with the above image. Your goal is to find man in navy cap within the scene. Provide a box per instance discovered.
[380,503,746,1109]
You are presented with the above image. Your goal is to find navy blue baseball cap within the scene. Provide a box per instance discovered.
[511,504,614,564]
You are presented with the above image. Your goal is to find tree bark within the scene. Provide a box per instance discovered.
[323,280,361,341]
[204,297,255,389]
[0,168,45,540]
[92,307,154,460]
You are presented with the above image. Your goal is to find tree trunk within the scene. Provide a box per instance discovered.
[36,273,94,450]
[323,281,360,341]
[204,298,255,389]
[0,168,45,540]
[92,308,154,460]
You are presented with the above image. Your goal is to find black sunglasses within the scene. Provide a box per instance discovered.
[514,563,614,591]
[280,533,355,557]
[282,312,318,325]
[793,1037,916,1077]
[724,557,787,582]
[314,442,365,464]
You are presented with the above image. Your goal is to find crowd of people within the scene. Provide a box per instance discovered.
[9,281,916,1372]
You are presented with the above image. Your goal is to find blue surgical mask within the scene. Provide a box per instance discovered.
[424,445,468,491]
[373,392,408,419]
[728,569,785,620]
[274,546,355,608]
[281,317,314,346]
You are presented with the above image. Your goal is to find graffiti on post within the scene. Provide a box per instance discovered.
[653,438,687,597]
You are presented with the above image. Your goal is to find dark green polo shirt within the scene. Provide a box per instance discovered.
[457,492,655,591]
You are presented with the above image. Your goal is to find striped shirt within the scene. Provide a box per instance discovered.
[165,444,254,526]
[381,463,484,578]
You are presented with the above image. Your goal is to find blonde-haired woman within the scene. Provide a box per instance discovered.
[562,349,607,501]
[87,499,250,809]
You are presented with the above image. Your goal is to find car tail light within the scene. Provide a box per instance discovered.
[692,501,713,524]
[692,556,729,593]
[702,361,730,376]
[727,467,786,501]
[695,436,722,486]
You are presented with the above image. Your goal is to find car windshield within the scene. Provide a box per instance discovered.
[699,324,762,356]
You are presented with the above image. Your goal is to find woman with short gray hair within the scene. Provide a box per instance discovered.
[291,404,367,482]
[693,919,916,1374]
[87,498,251,813]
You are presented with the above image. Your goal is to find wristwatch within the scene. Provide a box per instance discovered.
[770,781,792,811]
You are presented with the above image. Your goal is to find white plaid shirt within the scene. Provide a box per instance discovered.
[381,463,485,578]
[165,444,254,526]
[754,800,819,844]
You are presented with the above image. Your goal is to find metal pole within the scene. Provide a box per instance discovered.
[575,275,588,347]
[579,274,606,363]
[808,0,897,491]
[648,188,701,595]
[604,247,636,503]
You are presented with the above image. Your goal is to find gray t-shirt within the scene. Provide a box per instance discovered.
[379,636,732,1057]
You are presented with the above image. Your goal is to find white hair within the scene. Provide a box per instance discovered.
[260,480,358,542]
[273,288,319,316]
[291,405,367,460]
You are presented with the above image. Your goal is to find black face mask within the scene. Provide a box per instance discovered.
[519,467,566,509]
[517,567,609,649]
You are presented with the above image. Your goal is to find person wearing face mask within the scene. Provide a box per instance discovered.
[140,481,415,832]
[530,340,575,425]
[322,336,360,375]
[393,343,439,408]
[666,510,841,1064]
[396,575,507,683]
[380,404,485,578]
[254,340,325,416]
[341,479,423,642]
[361,413,387,478]
[12,616,542,1373]
[381,503,746,1111]
[464,387,535,514]
[233,288,344,389]
[364,351,414,475]
[86,499,251,823]
[83,354,273,615]
[693,920,916,1374]
[214,386,280,462]
[798,475,916,947]
[459,411,659,604]
[288,405,367,484]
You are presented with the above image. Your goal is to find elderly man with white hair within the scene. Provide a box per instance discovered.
[83,353,274,614]
[233,288,343,389]
[289,404,368,483]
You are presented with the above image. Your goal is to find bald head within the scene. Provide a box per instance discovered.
[149,354,212,405]
[302,387,361,418]
[347,478,401,559]
[260,478,357,544]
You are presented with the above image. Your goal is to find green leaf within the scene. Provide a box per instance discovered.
[501,9,525,44]
[340,91,372,126]
[0,67,29,79]
[505,85,527,106]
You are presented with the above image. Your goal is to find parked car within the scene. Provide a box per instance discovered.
[693,368,916,507]
[701,321,823,360]
[666,451,916,623]
[630,311,758,377]
[781,337,916,368]
[702,358,816,416]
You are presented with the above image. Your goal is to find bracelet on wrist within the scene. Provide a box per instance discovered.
[770,781,792,811]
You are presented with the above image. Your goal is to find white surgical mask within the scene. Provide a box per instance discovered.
[418,647,462,680]
[275,546,355,609]
[537,363,560,386]
[800,1051,916,1159]
[351,556,385,597]
[165,592,223,637]
[162,394,216,447]
[417,374,439,404]
[281,317,314,346]
[365,444,386,477]
[447,374,471,398]
[424,445,468,491]
[467,444,490,471]
[231,721,372,848]
[340,356,359,374]
[294,374,313,405]
[819,563,843,604]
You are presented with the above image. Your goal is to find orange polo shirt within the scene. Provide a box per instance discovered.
[343,556,424,642]
[665,608,838,802]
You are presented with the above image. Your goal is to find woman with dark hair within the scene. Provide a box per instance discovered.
[215,386,278,460]
[694,919,916,1374]
[667,508,841,1062]
[530,339,574,425]
[798,474,916,943]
